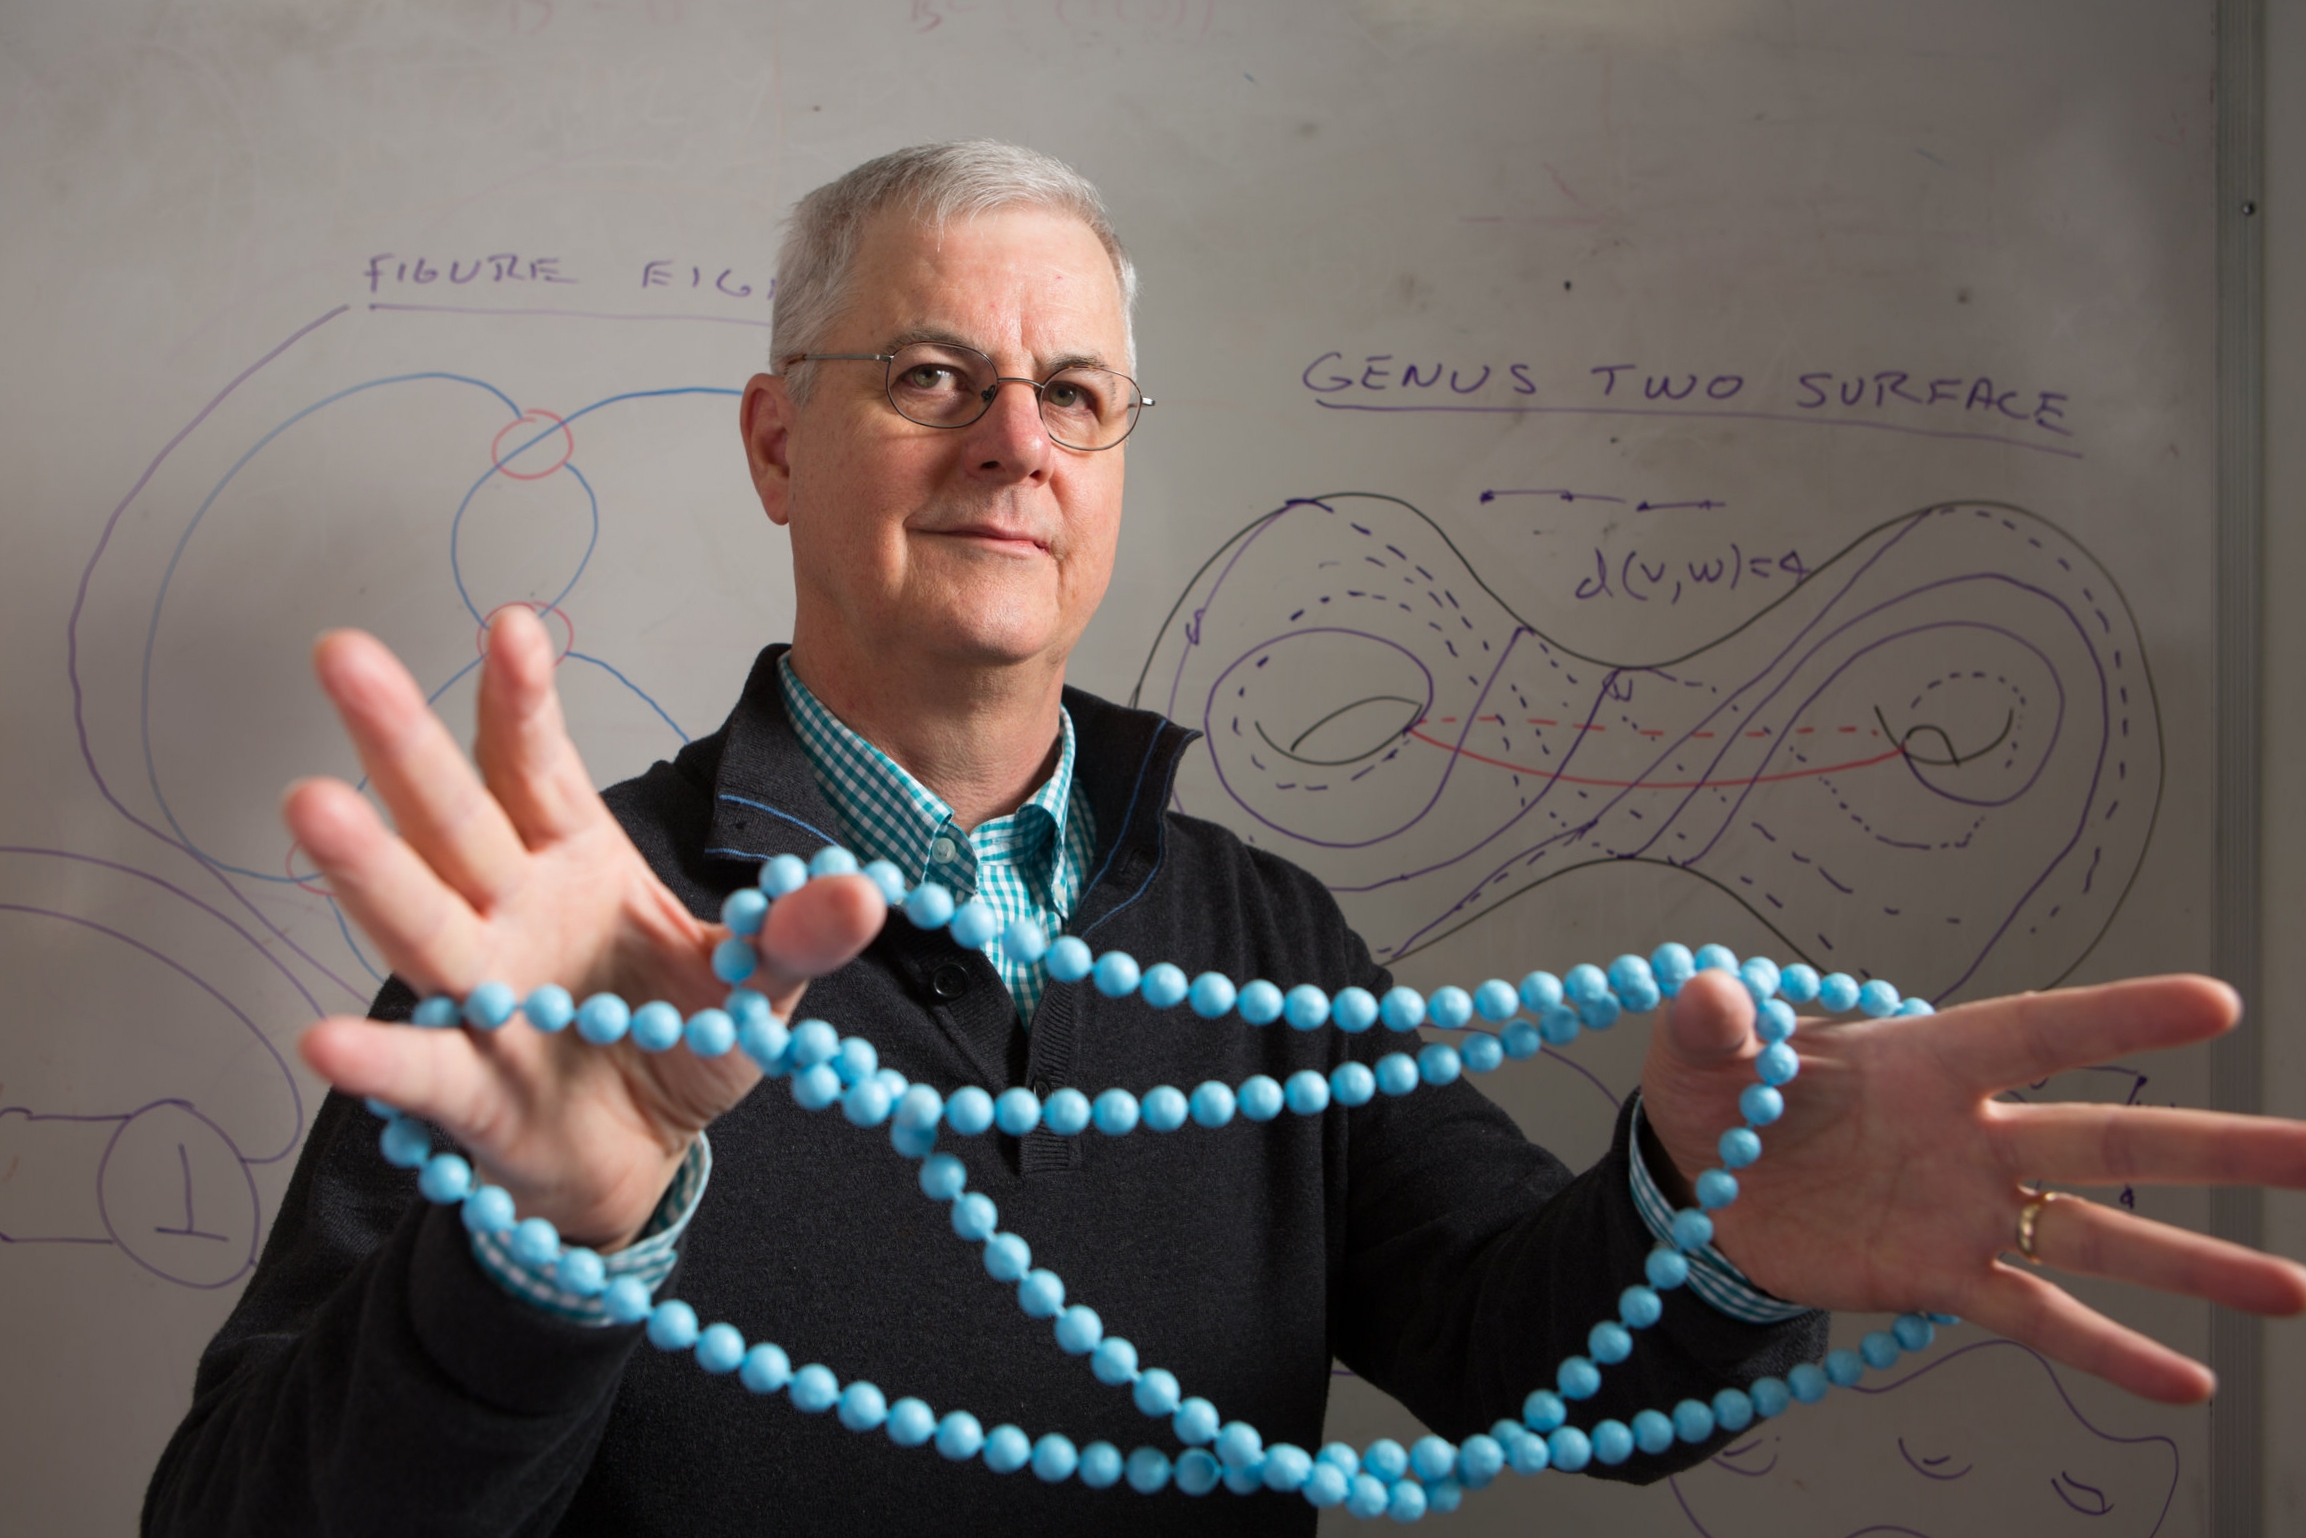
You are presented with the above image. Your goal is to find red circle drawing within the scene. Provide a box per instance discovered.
[490,409,575,480]
[477,600,576,666]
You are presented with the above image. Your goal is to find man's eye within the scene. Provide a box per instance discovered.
[1045,382,1085,410]
[900,365,958,391]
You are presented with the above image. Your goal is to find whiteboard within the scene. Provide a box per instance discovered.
[0,2,2234,1532]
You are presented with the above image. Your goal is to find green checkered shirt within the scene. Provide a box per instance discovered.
[778,656,1095,1025]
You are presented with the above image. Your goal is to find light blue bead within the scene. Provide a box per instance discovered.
[1591,1419,1634,1466]
[1650,943,1697,997]
[1346,1473,1391,1518]
[629,1001,683,1053]
[1719,1127,1763,1168]
[710,937,758,985]
[1696,1169,1740,1210]
[363,1097,399,1120]
[1778,963,1821,1003]
[1756,1042,1800,1086]
[555,1247,606,1297]
[1217,1420,1263,1470]
[1410,1435,1456,1482]
[944,1086,994,1135]
[1141,1085,1189,1132]
[948,900,999,950]
[1619,1285,1663,1329]
[893,1084,943,1132]
[918,1154,966,1202]
[602,1277,651,1325]
[684,1008,736,1057]
[839,1381,889,1432]
[1750,1376,1791,1418]
[1222,1462,1263,1496]
[1417,1044,1462,1086]
[1671,1208,1716,1252]
[695,1322,745,1374]
[788,1018,839,1068]
[1589,1321,1634,1364]
[462,981,517,1031]
[461,1189,516,1235]
[1139,961,1188,1009]
[791,1364,840,1413]
[1825,1348,1866,1387]
[1091,1089,1140,1135]
[1522,1389,1567,1433]
[1712,1386,1754,1433]
[1457,1434,1504,1488]
[1548,1426,1593,1473]
[1190,1081,1237,1127]
[808,846,859,879]
[1172,1397,1219,1445]
[1133,1368,1181,1418]
[950,1192,997,1243]
[1858,979,1901,1017]
[1091,1334,1138,1385]
[1740,957,1781,1004]
[1044,934,1092,982]
[1607,954,1656,999]
[1577,992,1623,1030]
[983,1424,1031,1475]
[1470,979,1517,1023]
[994,1087,1042,1135]
[1861,1330,1901,1370]
[1043,1088,1091,1136]
[1818,971,1861,1012]
[1787,1363,1829,1403]
[739,1342,791,1394]
[417,1152,472,1204]
[983,1232,1032,1283]
[646,1300,698,1351]
[412,995,460,1029]
[1302,1462,1350,1508]
[843,1078,894,1128]
[1264,1444,1313,1493]
[1695,944,1739,974]
[1285,1070,1331,1115]
[1518,971,1565,1012]
[1429,1478,1465,1514]
[1188,972,1237,1018]
[509,1215,561,1268]
[1897,996,1936,1016]
[935,1410,984,1461]
[790,1063,842,1111]
[1740,1083,1785,1126]
[1618,976,1665,1014]
[1928,1312,1963,1326]
[1386,1478,1428,1521]
[575,993,630,1045]
[1018,1269,1065,1318]
[1538,1002,1582,1046]
[380,1117,431,1169]
[1757,999,1797,1044]
[862,860,909,906]
[1318,1442,1361,1475]
[1332,986,1379,1033]
[1461,1033,1505,1074]
[1330,1061,1377,1106]
[1055,1304,1103,1355]
[1092,950,1141,998]
[1238,1075,1284,1121]
[903,882,956,930]
[1894,1314,1937,1352]
[1501,1020,1542,1059]
[1646,1247,1692,1291]
[1505,1427,1551,1475]
[887,1397,936,1447]
[1672,1399,1716,1443]
[1380,986,1427,1031]
[1079,1441,1123,1489]
[1634,1410,1676,1455]
[1362,1438,1409,1482]
[1032,1433,1079,1483]
[1283,984,1331,1030]
[1562,964,1610,1008]
[1237,979,1284,1025]
[726,987,772,1032]
[1557,1355,1601,1400]
[1427,986,1474,1030]
[1175,1448,1222,1496]
[758,853,810,897]
[890,1120,937,1160]
[1125,1446,1173,1493]
[1376,1053,1420,1096]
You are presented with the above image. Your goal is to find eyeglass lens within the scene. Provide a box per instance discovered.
[885,343,1141,449]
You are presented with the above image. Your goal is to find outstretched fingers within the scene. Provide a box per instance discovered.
[473,606,613,848]
[1962,1263,2216,1404]
[1997,1101,2306,1190]
[2023,1194,2306,1317]
[746,874,890,1017]
[284,775,485,990]
[301,1014,502,1147]
[1924,976,2240,1098]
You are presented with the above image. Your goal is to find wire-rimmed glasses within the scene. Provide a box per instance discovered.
[781,342,1152,451]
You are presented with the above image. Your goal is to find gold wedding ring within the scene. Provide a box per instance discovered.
[2015,1190,2068,1265]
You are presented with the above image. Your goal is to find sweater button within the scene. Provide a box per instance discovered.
[930,963,969,1001]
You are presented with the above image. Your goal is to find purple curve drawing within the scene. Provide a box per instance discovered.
[1134,495,2161,1002]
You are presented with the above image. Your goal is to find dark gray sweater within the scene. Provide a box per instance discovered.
[144,648,1825,1535]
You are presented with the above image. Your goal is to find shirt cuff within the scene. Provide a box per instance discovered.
[1626,1097,1811,1324]
[470,1133,712,1326]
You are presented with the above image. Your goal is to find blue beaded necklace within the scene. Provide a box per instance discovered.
[367,844,1958,1522]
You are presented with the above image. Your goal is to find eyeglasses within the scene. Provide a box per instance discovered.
[781,342,1153,451]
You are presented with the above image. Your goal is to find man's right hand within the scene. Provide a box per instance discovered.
[285,608,884,1251]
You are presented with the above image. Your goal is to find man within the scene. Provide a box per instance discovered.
[145,142,2306,1535]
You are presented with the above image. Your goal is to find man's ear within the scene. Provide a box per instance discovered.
[740,372,796,527]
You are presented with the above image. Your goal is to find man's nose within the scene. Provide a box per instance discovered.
[962,377,1051,481]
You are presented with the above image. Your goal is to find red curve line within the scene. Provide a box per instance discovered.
[1405,725,1907,789]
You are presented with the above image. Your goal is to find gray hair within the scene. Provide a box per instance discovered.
[771,140,1138,403]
